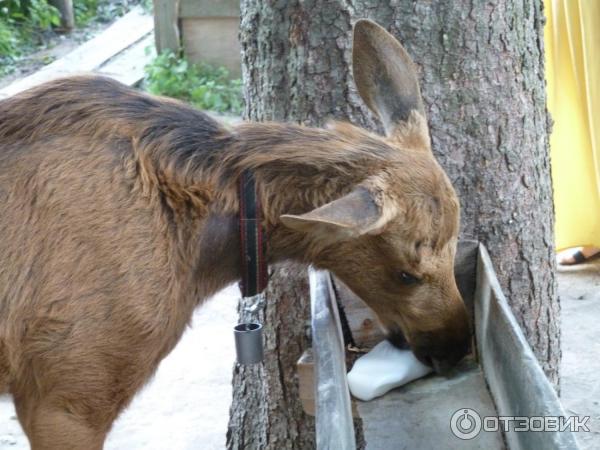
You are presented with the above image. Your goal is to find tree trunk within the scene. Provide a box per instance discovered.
[226,264,316,450]
[229,0,558,447]
[49,0,74,30]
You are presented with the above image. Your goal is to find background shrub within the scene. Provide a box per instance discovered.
[144,50,243,115]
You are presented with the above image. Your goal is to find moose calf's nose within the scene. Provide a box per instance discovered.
[386,327,411,350]
[412,331,471,375]
[431,351,465,375]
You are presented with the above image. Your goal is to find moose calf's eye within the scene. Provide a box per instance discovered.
[397,271,420,286]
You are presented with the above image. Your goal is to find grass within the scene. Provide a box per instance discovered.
[143,50,244,115]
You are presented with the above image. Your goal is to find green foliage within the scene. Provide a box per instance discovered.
[0,19,18,55]
[0,0,60,29]
[0,0,147,77]
[144,51,243,115]
[139,0,151,13]
[0,0,60,75]
[25,0,61,28]
[74,0,138,26]
[73,0,98,25]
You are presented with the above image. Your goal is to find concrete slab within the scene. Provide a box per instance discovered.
[558,262,600,450]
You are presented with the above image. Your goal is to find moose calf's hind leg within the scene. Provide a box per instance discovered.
[15,397,106,450]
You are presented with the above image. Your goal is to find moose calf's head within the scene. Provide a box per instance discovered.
[280,20,470,373]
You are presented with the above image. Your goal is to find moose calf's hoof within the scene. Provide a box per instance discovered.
[347,340,432,401]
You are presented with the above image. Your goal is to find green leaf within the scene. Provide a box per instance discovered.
[143,50,244,114]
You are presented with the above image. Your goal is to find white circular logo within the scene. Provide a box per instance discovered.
[450,408,482,440]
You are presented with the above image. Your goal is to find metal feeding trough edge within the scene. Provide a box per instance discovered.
[308,242,580,450]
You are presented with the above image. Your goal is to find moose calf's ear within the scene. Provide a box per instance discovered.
[280,186,393,240]
[352,19,426,138]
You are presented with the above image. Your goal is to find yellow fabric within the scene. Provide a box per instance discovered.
[545,0,600,251]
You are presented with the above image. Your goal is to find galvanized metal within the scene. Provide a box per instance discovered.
[309,267,357,450]
[475,245,580,450]
[233,322,264,365]
[308,242,581,449]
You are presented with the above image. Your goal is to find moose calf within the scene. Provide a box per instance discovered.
[0,20,469,449]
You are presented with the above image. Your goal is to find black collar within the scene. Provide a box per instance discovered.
[238,170,268,297]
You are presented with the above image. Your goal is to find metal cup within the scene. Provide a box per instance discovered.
[234,322,264,365]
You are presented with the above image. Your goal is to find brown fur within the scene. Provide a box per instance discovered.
[0,19,469,449]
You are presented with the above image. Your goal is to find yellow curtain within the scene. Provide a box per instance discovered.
[545,0,600,251]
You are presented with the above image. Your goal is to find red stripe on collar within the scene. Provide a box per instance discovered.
[238,170,268,297]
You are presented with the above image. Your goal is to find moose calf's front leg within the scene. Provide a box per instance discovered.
[11,329,154,450]
[14,394,107,450]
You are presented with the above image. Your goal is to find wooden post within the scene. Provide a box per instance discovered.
[49,0,75,31]
[152,0,180,54]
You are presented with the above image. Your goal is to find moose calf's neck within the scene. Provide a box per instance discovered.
[199,120,409,287]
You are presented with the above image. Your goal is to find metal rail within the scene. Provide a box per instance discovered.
[476,245,580,450]
[309,268,356,450]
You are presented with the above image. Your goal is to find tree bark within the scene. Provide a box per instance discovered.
[49,0,74,30]
[229,0,558,447]
[226,264,316,450]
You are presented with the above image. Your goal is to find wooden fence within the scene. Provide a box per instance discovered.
[153,0,241,77]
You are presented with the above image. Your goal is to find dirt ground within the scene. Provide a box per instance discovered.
[0,285,239,450]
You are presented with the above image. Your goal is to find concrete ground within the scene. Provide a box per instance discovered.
[558,262,600,450]
[0,285,239,450]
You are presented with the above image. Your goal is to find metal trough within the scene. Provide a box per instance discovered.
[306,241,581,450]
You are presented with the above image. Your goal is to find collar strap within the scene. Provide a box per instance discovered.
[238,170,269,297]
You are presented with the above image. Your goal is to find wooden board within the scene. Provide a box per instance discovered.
[297,350,315,416]
[97,33,155,87]
[297,348,360,419]
[333,278,384,350]
[0,7,152,98]
[179,0,239,18]
[181,17,241,77]
[152,0,180,53]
